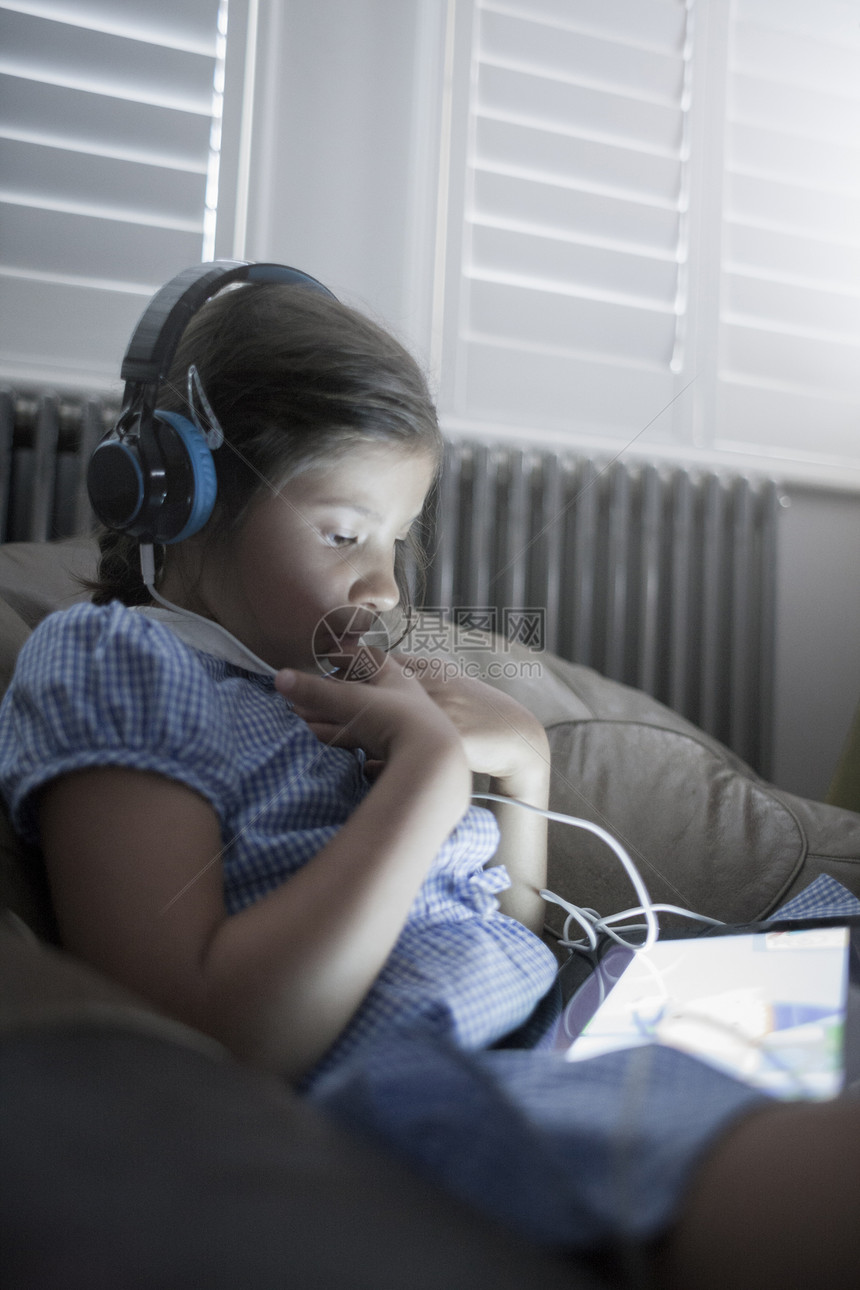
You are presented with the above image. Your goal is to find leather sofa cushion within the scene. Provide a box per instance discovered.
[544,719,805,930]
[0,594,30,704]
[482,646,860,928]
[0,537,94,629]
[0,1024,586,1288]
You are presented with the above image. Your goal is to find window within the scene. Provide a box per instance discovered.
[0,0,228,391]
[436,0,860,482]
[715,0,860,471]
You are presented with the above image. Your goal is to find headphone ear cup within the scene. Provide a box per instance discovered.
[152,410,218,544]
[86,433,145,533]
[87,409,218,544]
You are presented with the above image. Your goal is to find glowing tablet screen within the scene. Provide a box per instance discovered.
[556,926,852,1101]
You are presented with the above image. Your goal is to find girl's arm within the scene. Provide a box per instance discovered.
[481,746,550,936]
[39,656,471,1081]
[404,663,550,935]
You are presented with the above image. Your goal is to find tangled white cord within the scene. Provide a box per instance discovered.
[472,793,724,954]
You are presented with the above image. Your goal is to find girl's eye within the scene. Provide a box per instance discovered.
[325,533,357,548]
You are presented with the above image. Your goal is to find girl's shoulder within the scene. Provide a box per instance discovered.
[18,600,245,686]
[24,598,194,658]
[0,601,281,843]
[8,599,241,727]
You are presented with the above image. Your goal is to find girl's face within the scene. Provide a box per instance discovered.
[164,441,437,672]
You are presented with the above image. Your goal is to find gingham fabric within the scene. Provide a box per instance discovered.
[771,871,860,921]
[0,601,559,1074]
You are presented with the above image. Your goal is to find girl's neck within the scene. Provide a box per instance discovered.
[138,543,277,677]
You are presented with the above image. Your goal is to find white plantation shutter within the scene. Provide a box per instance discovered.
[439,0,860,478]
[438,0,693,446]
[715,0,860,468]
[0,0,225,391]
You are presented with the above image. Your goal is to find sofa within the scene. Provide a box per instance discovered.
[2,537,860,1287]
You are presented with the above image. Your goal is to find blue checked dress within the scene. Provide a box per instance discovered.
[2,601,858,1252]
[0,602,559,1071]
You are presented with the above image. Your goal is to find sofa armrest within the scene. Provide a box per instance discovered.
[0,926,598,1289]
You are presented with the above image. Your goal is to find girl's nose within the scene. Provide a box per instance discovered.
[350,560,400,612]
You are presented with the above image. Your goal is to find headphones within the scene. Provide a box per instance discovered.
[86,260,337,545]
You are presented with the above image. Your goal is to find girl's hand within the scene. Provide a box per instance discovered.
[399,657,551,935]
[396,656,550,786]
[275,650,467,769]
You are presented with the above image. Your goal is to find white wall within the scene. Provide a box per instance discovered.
[225,0,445,365]
[771,486,860,801]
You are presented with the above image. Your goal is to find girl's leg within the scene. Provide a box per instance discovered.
[654,1097,860,1289]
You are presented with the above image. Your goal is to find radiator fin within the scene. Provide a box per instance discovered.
[0,390,113,544]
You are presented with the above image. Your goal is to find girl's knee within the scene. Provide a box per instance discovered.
[653,1098,860,1289]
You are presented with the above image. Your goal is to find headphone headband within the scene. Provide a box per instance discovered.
[121,260,337,386]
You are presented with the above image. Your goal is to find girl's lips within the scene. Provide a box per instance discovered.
[312,609,389,669]
[314,609,380,649]
[322,625,367,644]
[329,638,364,656]
[315,629,367,659]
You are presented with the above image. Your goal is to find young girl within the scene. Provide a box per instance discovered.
[0,269,858,1287]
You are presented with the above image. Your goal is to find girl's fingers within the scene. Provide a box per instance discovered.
[276,668,354,713]
[276,650,395,699]
[275,657,415,756]
[274,653,465,767]
[303,721,362,746]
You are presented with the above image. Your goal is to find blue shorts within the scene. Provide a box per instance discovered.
[309,875,860,1250]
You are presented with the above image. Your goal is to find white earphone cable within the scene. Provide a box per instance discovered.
[139,543,277,676]
[471,791,725,953]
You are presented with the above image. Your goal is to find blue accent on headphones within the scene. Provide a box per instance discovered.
[86,260,337,545]
[151,410,218,544]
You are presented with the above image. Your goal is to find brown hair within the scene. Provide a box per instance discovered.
[89,282,442,606]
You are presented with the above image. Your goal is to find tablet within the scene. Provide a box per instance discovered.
[552,917,860,1101]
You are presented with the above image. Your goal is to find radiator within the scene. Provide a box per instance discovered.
[0,390,115,544]
[423,440,778,776]
[0,392,778,775]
